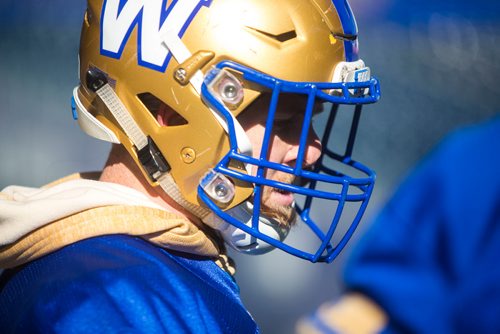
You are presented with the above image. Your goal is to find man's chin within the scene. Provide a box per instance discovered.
[259,175,298,227]
[261,201,298,228]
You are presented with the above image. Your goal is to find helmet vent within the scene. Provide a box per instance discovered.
[333,33,357,42]
[137,93,188,127]
[245,27,297,43]
[84,9,92,27]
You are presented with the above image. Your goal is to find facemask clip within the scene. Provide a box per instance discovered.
[200,170,235,204]
[205,68,244,110]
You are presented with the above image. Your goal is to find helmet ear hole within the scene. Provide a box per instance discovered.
[137,93,188,127]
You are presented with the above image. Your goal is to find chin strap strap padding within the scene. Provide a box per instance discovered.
[86,68,210,220]
[158,173,211,219]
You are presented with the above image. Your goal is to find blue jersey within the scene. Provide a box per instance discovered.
[0,235,258,333]
[344,116,500,334]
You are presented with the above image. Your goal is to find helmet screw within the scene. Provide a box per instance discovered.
[181,147,196,164]
[174,68,187,84]
[222,84,237,99]
[214,184,228,198]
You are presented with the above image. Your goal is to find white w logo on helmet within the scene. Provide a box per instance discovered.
[100,0,212,72]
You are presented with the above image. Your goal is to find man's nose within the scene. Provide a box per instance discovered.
[285,127,322,168]
[303,129,322,167]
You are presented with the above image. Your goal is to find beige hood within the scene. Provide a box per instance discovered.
[0,173,233,274]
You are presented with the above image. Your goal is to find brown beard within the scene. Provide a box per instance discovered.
[260,173,298,227]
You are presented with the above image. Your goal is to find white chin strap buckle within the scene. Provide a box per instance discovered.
[203,201,290,255]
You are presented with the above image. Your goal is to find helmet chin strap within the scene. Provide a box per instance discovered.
[77,68,285,255]
[81,69,211,221]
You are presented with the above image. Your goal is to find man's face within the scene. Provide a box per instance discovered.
[237,93,323,227]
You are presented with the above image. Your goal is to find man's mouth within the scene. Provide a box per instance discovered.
[275,188,289,194]
[270,188,294,206]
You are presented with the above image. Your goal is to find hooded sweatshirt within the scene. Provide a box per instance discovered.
[0,173,258,334]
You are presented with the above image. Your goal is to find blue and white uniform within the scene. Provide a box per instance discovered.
[1,235,257,333]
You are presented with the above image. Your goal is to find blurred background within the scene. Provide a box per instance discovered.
[0,1,499,333]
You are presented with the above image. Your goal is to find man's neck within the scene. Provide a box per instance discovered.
[99,144,198,222]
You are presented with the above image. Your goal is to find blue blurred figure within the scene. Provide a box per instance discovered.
[297,115,500,333]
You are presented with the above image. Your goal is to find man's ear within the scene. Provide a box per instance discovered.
[157,103,188,127]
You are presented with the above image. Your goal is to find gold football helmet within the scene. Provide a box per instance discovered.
[73,0,380,262]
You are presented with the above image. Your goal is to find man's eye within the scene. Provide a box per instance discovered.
[313,103,326,116]
[274,117,294,128]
